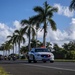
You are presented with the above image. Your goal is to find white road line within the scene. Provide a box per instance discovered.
[24,64,75,72]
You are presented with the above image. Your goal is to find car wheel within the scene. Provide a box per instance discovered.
[50,61,54,63]
[33,56,37,63]
[27,57,31,63]
[28,59,31,63]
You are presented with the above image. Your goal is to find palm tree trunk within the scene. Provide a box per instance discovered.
[13,44,15,54]
[43,30,46,47]
[36,28,38,48]
[3,50,5,56]
[8,50,10,55]
[5,50,7,56]
[18,42,20,56]
[43,21,46,47]
[29,29,31,51]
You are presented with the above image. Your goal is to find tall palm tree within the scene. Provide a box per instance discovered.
[33,1,58,47]
[30,16,40,48]
[14,28,25,56]
[21,18,36,51]
[69,0,75,11]
[7,33,17,54]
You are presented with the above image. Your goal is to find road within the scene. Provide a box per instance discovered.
[0,60,75,75]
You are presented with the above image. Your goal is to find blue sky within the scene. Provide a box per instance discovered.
[0,0,73,29]
[0,0,75,47]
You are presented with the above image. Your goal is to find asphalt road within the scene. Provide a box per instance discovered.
[0,60,75,75]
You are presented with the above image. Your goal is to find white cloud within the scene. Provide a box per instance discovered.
[37,18,75,46]
[67,18,75,40]
[0,18,75,47]
[0,21,22,45]
[54,4,74,17]
[0,21,28,46]
[0,23,13,44]
[13,20,21,30]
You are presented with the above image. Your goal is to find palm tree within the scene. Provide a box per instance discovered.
[69,0,75,11]
[0,43,6,56]
[21,18,36,51]
[7,33,17,54]
[30,16,40,48]
[33,1,58,47]
[4,41,13,55]
[14,28,25,56]
[0,41,13,56]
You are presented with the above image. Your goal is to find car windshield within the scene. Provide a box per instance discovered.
[35,48,49,52]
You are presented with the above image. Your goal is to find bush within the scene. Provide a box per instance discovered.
[20,55,25,59]
[53,50,67,59]
[64,51,75,59]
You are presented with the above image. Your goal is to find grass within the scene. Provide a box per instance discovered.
[0,67,9,75]
[55,59,75,62]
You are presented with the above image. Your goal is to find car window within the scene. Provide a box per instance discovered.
[31,51,34,53]
[35,49,49,52]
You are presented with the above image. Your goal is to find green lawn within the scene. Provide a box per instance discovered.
[0,67,9,75]
[55,59,75,62]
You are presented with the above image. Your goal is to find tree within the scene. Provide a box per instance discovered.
[69,0,75,11]
[14,28,25,56]
[21,18,36,51]
[53,43,66,59]
[33,1,58,46]
[46,42,52,48]
[20,46,28,53]
[7,33,17,54]
[0,43,6,56]
[30,15,41,48]
[62,41,75,51]
[0,41,13,56]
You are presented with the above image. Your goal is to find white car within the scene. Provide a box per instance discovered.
[27,48,54,63]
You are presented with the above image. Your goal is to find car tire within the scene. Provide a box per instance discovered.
[28,59,31,63]
[50,61,54,63]
[33,56,37,63]
[28,57,31,63]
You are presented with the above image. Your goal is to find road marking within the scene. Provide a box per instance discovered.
[24,64,75,72]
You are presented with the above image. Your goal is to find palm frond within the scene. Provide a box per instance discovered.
[21,19,29,25]
[22,37,25,44]
[50,7,58,12]
[33,6,44,15]
[32,28,36,35]
[22,26,28,32]
[7,35,12,38]
[48,18,57,31]
[46,11,53,18]
[14,30,20,34]
[69,0,75,11]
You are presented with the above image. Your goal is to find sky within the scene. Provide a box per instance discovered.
[0,0,75,50]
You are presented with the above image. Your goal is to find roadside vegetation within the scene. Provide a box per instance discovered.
[53,41,75,59]
[19,40,75,60]
[0,67,9,75]
[0,0,75,60]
